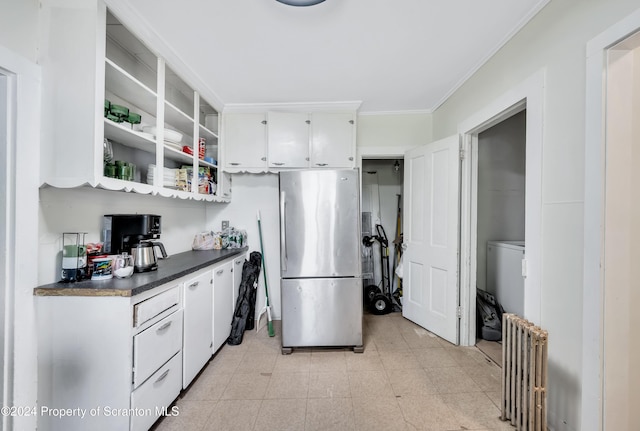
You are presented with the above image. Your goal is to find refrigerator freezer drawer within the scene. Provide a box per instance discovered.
[282,278,363,348]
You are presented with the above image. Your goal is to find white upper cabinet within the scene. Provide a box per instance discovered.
[267,112,310,168]
[309,112,356,168]
[222,104,359,173]
[39,1,225,202]
[223,113,267,171]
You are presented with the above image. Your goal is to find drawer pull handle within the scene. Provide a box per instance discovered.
[189,281,200,289]
[155,369,170,383]
[315,163,328,166]
[236,260,243,265]
[272,162,285,166]
[216,269,224,275]
[229,162,240,166]
[156,321,172,332]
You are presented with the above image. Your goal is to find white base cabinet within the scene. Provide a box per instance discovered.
[182,270,214,388]
[213,260,234,353]
[36,284,182,431]
[36,253,242,431]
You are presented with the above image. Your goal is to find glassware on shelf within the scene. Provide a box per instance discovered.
[103,138,113,163]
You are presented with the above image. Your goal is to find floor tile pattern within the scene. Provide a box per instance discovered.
[152,312,512,431]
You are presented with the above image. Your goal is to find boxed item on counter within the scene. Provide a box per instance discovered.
[222,227,247,249]
[192,231,220,250]
[192,227,247,251]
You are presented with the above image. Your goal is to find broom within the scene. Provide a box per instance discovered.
[256,211,275,337]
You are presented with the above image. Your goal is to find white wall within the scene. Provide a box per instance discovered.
[205,174,281,322]
[0,45,40,431]
[38,187,208,285]
[476,110,526,292]
[0,4,41,430]
[431,1,640,430]
[0,0,39,62]
[357,112,432,152]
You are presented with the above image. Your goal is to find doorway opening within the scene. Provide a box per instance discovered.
[458,70,544,348]
[361,158,404,314]
[584,27,640,430]
[583,9,640,428]
[472,109,527,364]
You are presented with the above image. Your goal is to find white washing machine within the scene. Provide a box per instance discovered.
[486,241,525,316]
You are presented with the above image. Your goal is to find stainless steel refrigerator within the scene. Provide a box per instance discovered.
[279,169,363,354]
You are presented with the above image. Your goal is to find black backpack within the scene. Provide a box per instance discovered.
[476,289,504,341]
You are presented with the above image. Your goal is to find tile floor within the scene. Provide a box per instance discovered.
[153,312,513,431]
[475,339,502,366]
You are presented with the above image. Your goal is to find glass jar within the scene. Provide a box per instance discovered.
[113,252,135,278]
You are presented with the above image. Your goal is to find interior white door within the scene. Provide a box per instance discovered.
[402,135,460,344]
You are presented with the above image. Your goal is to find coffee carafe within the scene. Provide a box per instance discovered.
[131,240,168,272]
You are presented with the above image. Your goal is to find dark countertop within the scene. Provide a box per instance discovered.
[34,247,248,297]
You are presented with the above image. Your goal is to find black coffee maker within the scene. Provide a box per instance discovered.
[102,214,163,255]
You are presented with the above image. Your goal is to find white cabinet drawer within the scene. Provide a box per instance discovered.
[130,352,182,431]
[133,286,180,328]
[133,309,183,388]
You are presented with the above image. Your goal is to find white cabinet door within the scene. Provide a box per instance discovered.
[402,135,460,345]
[267,112,309,168]
[223,113,267,169]
[212,260,234,352]
[232,254,247,311]
[183,271,213,387]
[309,113,355,168]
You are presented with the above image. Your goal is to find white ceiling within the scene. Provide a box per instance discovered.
[122,0,549,113]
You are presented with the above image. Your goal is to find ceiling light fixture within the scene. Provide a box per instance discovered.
[276,0,326,6]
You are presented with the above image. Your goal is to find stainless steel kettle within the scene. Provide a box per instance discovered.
[131,240,168,272]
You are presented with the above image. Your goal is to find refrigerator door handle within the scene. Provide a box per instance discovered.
[280,191,287,272]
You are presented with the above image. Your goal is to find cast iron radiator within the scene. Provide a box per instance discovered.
[501,313,548,431]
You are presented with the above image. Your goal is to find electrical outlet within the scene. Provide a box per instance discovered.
[222,220,229,230]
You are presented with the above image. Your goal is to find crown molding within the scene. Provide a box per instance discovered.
[222,101,362,114]
[358,109,433,116]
